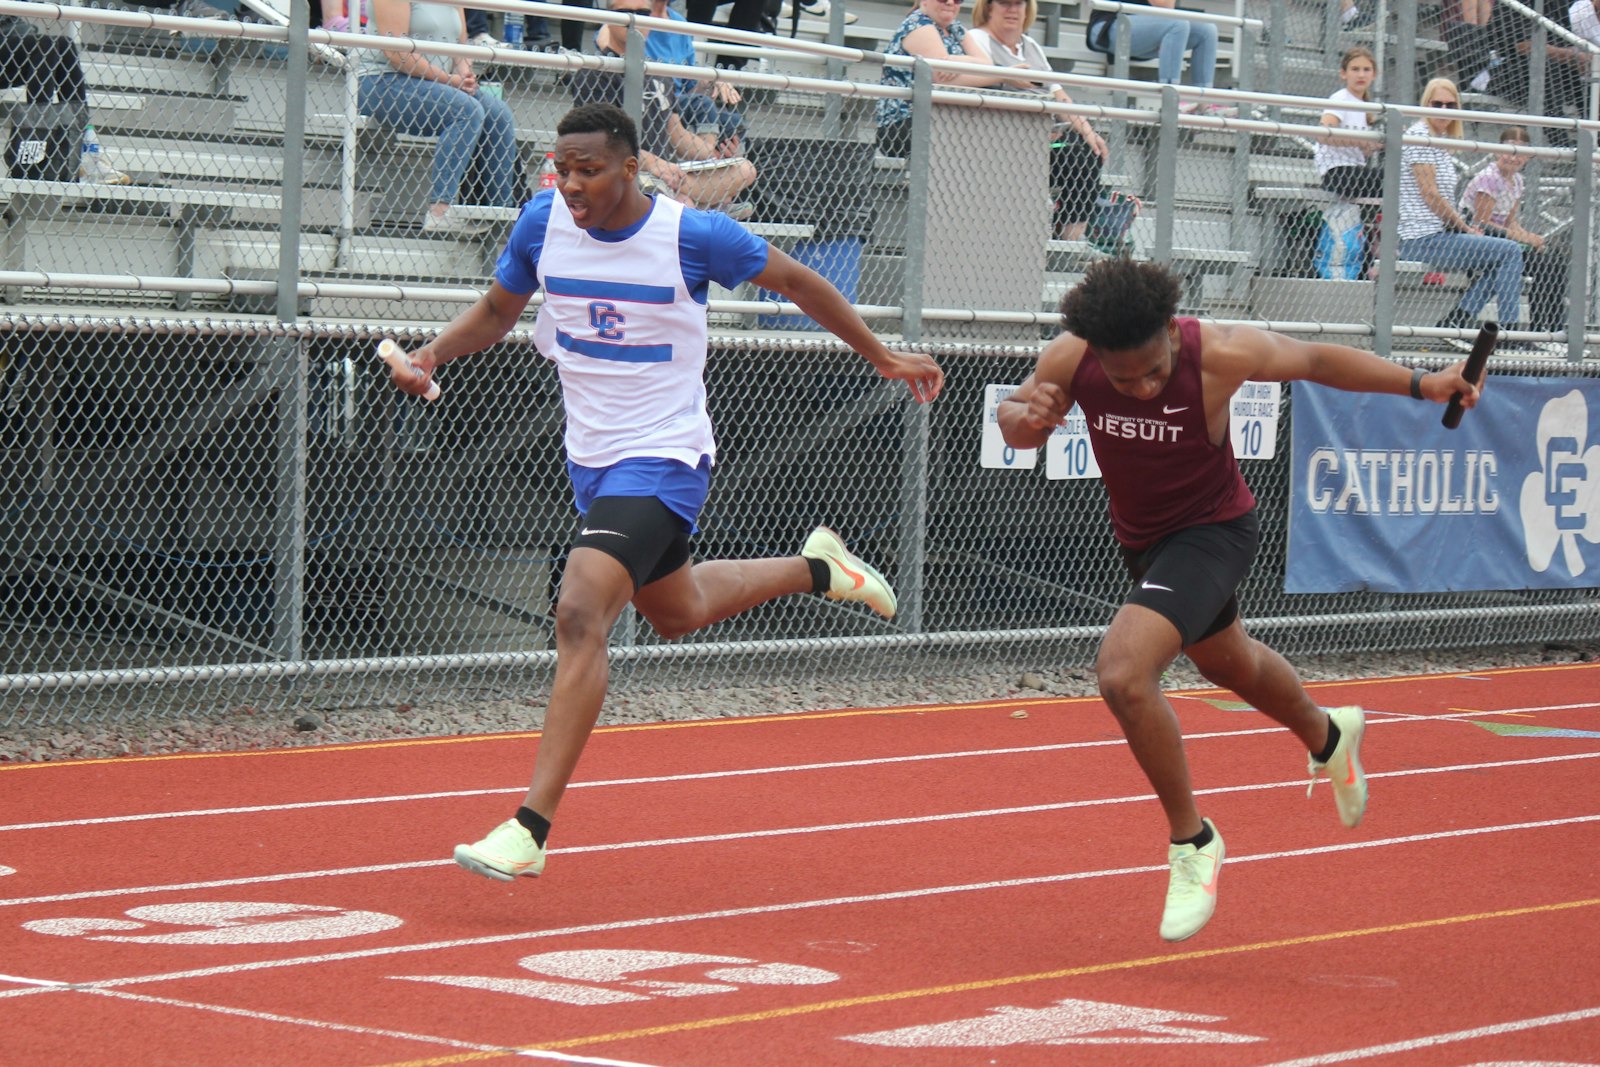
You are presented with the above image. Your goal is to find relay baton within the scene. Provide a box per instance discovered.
[377,339,440,401]
[1441,322,1497,430]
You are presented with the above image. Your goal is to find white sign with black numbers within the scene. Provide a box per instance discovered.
[1229,381,1281,461]
[980,384,1038,470]
[1045,404,1102,480]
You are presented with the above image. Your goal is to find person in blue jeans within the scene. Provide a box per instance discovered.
[1396,78,1523,351]
[1085,0,1219,106]
[359,0,522,235]
[640,0,746,151]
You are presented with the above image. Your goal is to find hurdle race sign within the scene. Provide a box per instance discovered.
[980,384,1038,470]
[1289,377,1600,592]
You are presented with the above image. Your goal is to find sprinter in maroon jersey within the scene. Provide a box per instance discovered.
[998,259,1479,942]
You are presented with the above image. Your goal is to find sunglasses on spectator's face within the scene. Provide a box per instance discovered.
[1429,99,1459,108]
[993,0,1027,6]
[615,5,652,12]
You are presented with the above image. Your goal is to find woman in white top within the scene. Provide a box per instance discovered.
[1314,46,1382,202]
[968,0,1106,240]
[1396,77,1523,349]
[359,0,521,235]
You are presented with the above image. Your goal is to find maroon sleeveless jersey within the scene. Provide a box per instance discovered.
[1071,317,1256,549]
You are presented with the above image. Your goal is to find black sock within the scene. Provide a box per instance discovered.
[1312,720,1341,764]
[515,806,551,848]
[806,556,831,595]
[1172,821,1214,850]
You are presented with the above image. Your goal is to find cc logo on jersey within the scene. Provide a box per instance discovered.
[588,300,626,340]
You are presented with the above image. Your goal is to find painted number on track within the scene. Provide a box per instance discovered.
[22,902,404,944]
[396,949,840,1006]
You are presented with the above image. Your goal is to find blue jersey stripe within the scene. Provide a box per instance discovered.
[556,329,673,363]
[544,276,675,303]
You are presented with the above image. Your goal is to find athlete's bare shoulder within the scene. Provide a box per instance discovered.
[1035,330,1090,388]
[1196,321,1280,386]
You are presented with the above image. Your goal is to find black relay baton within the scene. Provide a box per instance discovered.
[1442,322,1498,429]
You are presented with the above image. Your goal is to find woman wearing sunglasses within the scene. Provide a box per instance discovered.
[1396,77,1523,352]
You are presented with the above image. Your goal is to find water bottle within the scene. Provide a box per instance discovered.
[81,124,102,178]
[504,9,524,47]
[539,152,559,190]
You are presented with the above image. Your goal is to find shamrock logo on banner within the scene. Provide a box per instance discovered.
[1519,389,1600,577]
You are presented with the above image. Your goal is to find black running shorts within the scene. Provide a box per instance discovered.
[1119,510,1261,648]
[572,496,692,592]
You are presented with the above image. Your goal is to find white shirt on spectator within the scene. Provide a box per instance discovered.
[1314,87,1375,175]
[1571,1,1600,46]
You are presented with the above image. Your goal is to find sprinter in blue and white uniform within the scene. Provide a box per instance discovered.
[381,102,945,885]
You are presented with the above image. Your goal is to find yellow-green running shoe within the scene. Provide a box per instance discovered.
[453,818,545,882]
[1160,818,1225,942]
[1308,705,1368,828]
[801,526,897,618]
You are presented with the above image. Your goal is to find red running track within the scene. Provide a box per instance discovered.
[2,662,1598,1066]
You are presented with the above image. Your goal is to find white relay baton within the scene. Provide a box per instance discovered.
[376,339,441,401]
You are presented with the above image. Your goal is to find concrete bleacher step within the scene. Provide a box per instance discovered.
[101,132,345,188]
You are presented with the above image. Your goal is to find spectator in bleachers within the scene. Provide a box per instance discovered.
[322,0,365,31]
[876,0,1029,158]
[1083,0,1221,111]
[573,0,757,216]
[1335,0,1375,30]
[0,15,131,184]
[1483,0,1589,122]
[1573,1,1600,46]
[1442,0,1496,90]
[967,0,1106,240]
[685,0,763,70]
[1397,77,1524,351]
[359,0,523,234]
[1460,125,1567,342]
[1315,45,1382,203]
[643,0,747,155]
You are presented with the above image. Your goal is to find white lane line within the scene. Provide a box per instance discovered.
[1256,1004,1600,1065]
[3,751,1597,910]
[84,987,670,1066]
[0,972,69,988]
[2,705,1579,834]
[2,812,1590,997]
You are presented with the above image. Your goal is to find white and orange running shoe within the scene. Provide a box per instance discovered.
[1308,705,1368,828]
[454,819,545,882]
[801,526,897,619]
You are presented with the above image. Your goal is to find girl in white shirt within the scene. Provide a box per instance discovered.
[1315,46,1383,202]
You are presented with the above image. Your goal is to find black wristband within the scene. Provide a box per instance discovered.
[1410,366,1427,400]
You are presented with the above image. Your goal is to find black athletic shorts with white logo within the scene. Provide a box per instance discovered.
[572,496,692,592]
[1118,509,1260,648]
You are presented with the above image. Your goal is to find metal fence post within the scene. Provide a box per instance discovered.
[271,0,313,666]
[1567,127,1595,361]
[625,25,646,118]
[1153,85,1177,266]
[900,59,933,344]
[1373,105,1405,356]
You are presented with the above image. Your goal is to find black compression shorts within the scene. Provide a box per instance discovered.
[572,496,692,592]
[1119,510,1261,648]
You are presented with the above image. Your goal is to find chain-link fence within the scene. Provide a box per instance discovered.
[2,1,1598,723]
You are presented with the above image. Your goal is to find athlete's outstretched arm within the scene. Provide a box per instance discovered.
[384,282,533,397]
[749,245,943,404]
[998,332,1086,450]
[1217,324,1483,409]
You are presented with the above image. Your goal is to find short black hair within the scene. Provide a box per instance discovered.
[556,102,638,157]
[1059,259,1183,351]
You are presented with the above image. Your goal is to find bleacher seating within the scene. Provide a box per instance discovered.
[0,0,1580,342]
